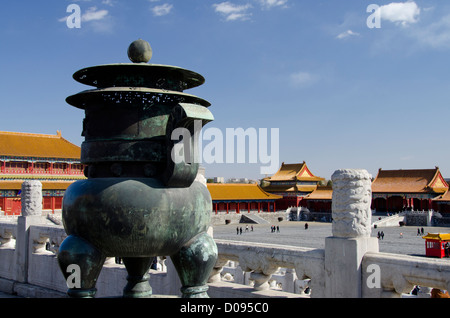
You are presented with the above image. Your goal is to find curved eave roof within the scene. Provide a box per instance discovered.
[264,162,324,182]
[207,183,282,201]
[372,168,448,194]
[0,131,81,160]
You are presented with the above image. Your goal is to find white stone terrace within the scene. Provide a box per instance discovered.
[1,170,450,298]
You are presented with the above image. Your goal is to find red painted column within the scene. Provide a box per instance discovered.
[258,202,261,213]
[386,197,389,213]
[226,203,229,214]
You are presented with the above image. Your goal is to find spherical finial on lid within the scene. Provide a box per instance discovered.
[128,39,153,63]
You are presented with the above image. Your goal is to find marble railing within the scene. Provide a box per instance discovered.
[1,170,450,298]
[210,240,324,297]
[1,218,450,298]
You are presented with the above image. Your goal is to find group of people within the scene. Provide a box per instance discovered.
[416,227,425,236]
[377,231,385,240]
[236,225,253,235]
[234,221,313,236]
[235,224,284,234]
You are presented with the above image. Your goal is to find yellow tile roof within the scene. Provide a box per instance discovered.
[207,183,282,201]
[0,131,81,160]
[264,162,324,182]
[434,190,450,202]
[372,168,448,194]
[303,186,333,200]
[422,233,450,241]
[0,180,75,191]
[261,184,318,193]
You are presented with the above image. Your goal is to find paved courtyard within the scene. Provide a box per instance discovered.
[212,221,450,257]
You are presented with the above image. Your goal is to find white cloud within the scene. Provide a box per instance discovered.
[412,14,450,49]
[81,6,109,22]
[257,0,288,9]
[213,0,288,21]
[369,3,450,50]
[151,3,173,16]
[336,29,360,40]
[101,0,115,6]
[289,71,319,88]
[378,1,420,26]
[213,2,252,21]
[58,5,109,26]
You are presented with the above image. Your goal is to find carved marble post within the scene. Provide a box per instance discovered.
[325,169,379,298]
[331,169,372,238]
[15,181,45,282]
[20,181,43,217]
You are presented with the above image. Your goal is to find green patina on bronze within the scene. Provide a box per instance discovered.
[57,39,218,298]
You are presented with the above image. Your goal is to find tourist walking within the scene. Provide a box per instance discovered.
[305,223,308,230]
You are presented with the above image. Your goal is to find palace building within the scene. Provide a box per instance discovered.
[301,186,333,213]
[371,167,449,213]
[207,183,282,214]
[261,162,325,210]
[429,189,450,214]
[0,131,85,215]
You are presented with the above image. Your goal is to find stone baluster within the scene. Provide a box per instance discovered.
[238,255,278,291]
[0,228,15,249]
[15,180,45,283]
[283,268,296,293]
[208,256,229,283]
[325,169,379,298]
[31,232,52,255]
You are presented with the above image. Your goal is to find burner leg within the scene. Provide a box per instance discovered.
[57,235,105,298]
[171,232,218,298]
[122,257,153,298]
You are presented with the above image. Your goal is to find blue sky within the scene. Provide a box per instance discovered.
[1,0,450,181]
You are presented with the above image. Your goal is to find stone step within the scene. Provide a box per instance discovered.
[240,214,270,224]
